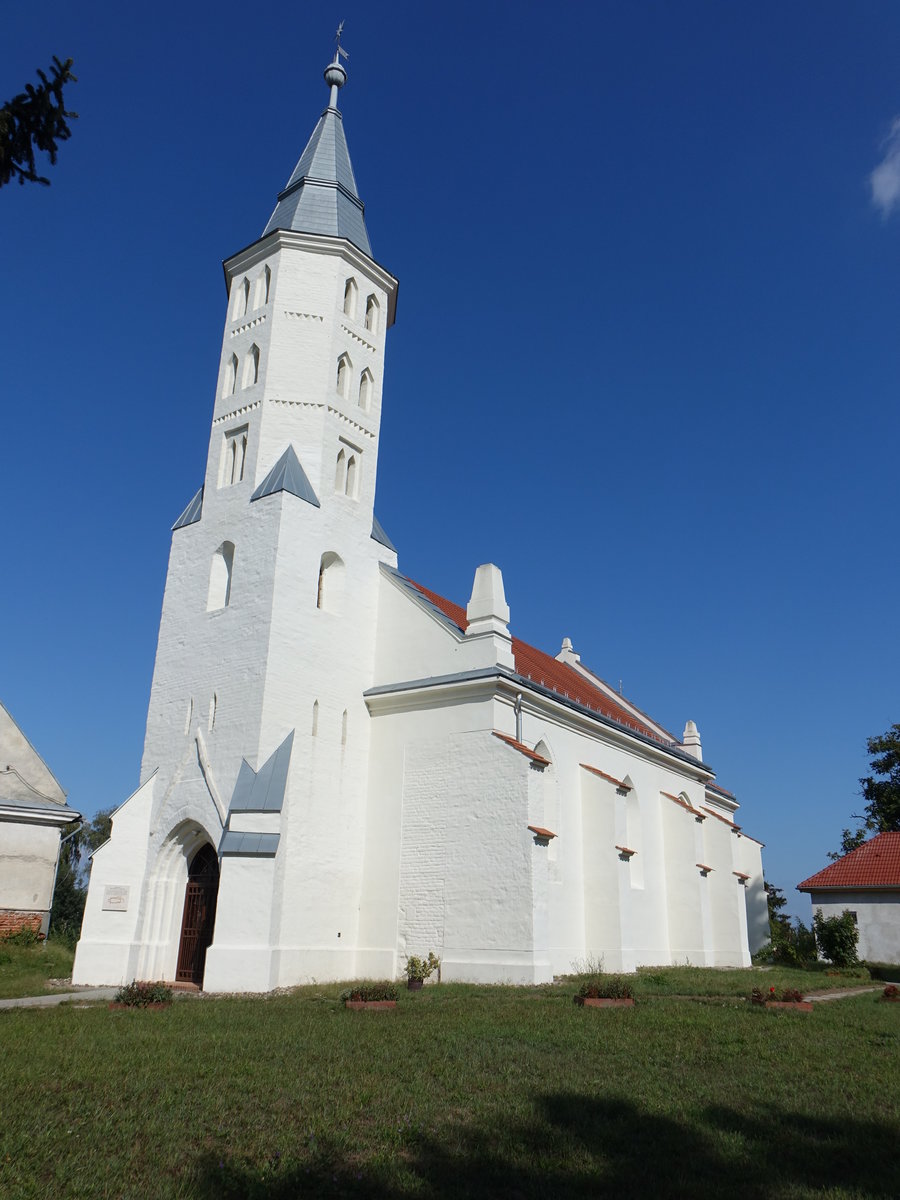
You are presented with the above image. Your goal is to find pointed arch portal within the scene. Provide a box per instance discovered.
[175,843,219,987]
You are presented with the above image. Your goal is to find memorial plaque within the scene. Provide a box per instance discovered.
[102,886,129,911]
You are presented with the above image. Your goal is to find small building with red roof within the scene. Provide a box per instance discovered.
[798,833,900,963]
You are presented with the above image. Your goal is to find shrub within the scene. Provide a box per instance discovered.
[402,952,440,983]
[883,985,899,1000]
[814,910,859,967]
[574,975,634,1004]
[1,925,44,948]
[114,981,173,1007]
[864,961,900,982]
[340,983,398,1003]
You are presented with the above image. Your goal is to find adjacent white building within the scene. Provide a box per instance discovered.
[798,832,900,963]
[73,52,767,991]
[0,701,80,937]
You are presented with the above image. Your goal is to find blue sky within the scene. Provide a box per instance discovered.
[3,2,899,921]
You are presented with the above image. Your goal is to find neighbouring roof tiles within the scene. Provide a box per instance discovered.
[528,825,557,840]
[797,832,900,891]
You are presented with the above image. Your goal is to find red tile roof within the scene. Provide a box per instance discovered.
[797,832,900,891]
[407,578,667,744]
[580,764,631,791]
[663,791,706,818]
[492,731,550,766]
[527,825,557,840]
[701,806,741,831]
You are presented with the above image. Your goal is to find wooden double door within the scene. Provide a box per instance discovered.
[175,844,219,987]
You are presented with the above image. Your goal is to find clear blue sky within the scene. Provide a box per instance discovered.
[4,2,899,922]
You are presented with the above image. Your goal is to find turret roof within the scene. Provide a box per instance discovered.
[262,55,371,255]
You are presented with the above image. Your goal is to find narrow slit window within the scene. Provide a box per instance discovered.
[345,454,358,497]
[316,552,345,612]
[334,448,347,493]
[365,295,379,333]
[207,542,235,611]
[223,353,238,397]
[336,353,351,398]
[243,343,260,387]
[343,277,357,318]
[358,369,373,410]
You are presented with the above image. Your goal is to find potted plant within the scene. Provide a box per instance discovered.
[341,983,398,1010]
[109,981,173,1010]
[574,975,635,1008]
[403,952,440,991]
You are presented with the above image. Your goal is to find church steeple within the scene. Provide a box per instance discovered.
[262,47,371,256]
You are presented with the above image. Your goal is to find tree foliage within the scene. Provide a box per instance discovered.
[0,56,77,188]
[761,881,816,966]
[813,909,859,967]
[49,808,114,943]
[829,723,900,859]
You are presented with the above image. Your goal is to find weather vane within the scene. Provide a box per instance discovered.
[335,21,349,60]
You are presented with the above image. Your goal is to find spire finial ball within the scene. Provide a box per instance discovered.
[324,61,347,90]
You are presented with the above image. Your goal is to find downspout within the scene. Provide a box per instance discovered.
[514,693,523,744]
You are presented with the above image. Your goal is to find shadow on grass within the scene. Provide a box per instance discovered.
[190,1094,899,1198]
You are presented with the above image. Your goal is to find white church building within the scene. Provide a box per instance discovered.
[74,52,768,992]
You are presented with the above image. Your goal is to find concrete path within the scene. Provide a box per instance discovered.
[804,986,881,1002]
[0,987,117,1010]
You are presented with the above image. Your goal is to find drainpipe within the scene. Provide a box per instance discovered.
[514,693,523,744]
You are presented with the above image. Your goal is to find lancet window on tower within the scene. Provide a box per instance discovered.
[316,551,345,612]
[207,542,235,611]
[346,454,358,497]
[243,344,260,387]
[358,368,373,410]
[336,353,351,398]
[334,448,346,492]
[223,353,238,397]
[365,295,379,333]
[234,277,250,319]
[343,277,358,318]
[221,426,248,487]
[254,265,271,309]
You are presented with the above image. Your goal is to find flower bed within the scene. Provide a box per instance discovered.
[341,983,398,1009]
[574,975,634,1007]
[110,981,173,1009]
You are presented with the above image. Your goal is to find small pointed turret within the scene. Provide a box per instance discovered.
[262,46,371,254]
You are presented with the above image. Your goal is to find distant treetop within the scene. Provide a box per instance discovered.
[0,56,77,188]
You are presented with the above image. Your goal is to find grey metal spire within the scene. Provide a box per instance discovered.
[262,43,371,255]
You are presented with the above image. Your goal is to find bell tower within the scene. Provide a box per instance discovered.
[74,41,400,993]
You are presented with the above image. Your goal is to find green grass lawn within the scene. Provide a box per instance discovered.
[1,977,898,1199]
[0,937,75,999]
